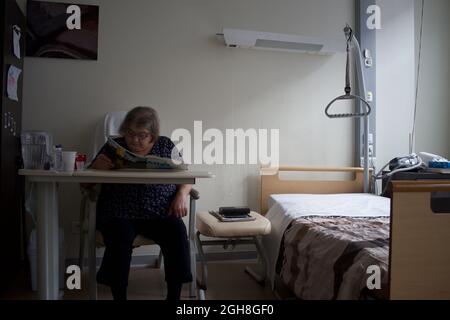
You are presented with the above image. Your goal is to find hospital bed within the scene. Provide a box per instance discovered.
[260,166,450,300]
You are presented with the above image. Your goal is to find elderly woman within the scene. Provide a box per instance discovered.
[90,106,192,301]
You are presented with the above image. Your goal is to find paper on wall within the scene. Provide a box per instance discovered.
[7,65,22,102]
[13,25,21,59]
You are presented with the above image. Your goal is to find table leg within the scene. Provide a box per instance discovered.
[36,182,60,300]
[188,196,197,298]
[88,198,98,300]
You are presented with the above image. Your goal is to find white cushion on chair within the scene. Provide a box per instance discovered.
[91,111,127,161]
[196,211,271,238]
[95,231,156,248]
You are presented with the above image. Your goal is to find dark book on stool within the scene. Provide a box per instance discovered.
[209,207,255,222]
[219,206,250,217]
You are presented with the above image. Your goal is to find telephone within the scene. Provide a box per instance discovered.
[376,152,448,180]
[375,152,449,196]
[389,154,422,171]
[375,153,424,181]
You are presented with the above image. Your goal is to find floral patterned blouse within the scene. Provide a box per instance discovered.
[94,136,179,228]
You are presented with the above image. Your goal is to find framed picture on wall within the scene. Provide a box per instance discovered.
[26,0,99,60]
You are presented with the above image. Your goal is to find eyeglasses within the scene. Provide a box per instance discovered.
[125,129,151,141]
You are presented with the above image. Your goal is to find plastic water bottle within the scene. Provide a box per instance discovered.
[53,145,63,171]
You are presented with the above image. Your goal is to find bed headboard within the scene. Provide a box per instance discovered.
[260,166,366,215]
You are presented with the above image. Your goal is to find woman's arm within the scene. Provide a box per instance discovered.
[90,154,114,170]
[80,154,114,189]
[168,184,192,218]
[177,184,192,197]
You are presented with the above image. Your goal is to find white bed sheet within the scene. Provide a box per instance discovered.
[261,193,391,289]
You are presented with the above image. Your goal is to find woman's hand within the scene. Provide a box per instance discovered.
[168,185,192,218]
[168,192,188,218]
[90,154,114,170]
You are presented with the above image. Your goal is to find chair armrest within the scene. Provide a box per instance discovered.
[190,188,200,200]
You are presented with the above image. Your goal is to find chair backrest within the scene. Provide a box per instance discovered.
[90,111,127,161]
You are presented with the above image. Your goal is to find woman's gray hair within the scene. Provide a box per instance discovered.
[119,106,160,141]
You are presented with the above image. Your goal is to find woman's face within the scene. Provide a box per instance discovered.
[124,125,153,155]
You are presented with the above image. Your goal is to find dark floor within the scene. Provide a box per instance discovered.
[0,260,276,300]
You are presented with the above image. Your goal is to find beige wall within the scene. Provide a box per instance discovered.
[20,0,355,258]
[18,0,449,260]
[413,0,450,158]
[376,0,416,171]
[375,0,450,176]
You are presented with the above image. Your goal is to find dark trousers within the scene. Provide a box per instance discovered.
[96,216,192,288]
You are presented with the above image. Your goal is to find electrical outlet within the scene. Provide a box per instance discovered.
[72,221,80,235]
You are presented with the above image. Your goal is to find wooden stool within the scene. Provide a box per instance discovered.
[195,211,271,300]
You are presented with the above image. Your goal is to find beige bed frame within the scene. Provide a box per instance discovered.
[260,166,366,215]
[260,166,450,300]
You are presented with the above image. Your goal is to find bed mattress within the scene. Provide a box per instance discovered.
[262,193,390,299]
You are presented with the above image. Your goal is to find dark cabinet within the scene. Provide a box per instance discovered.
[0,0,26,291]
[382,171,450,197]
[383,171,450,214]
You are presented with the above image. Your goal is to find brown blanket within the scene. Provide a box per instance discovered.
[277,216,390,300]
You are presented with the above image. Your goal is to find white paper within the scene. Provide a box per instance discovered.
[13,25,21,59]
[7,65,22,102]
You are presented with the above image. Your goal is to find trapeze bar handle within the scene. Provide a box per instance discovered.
[325,94,372,119]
